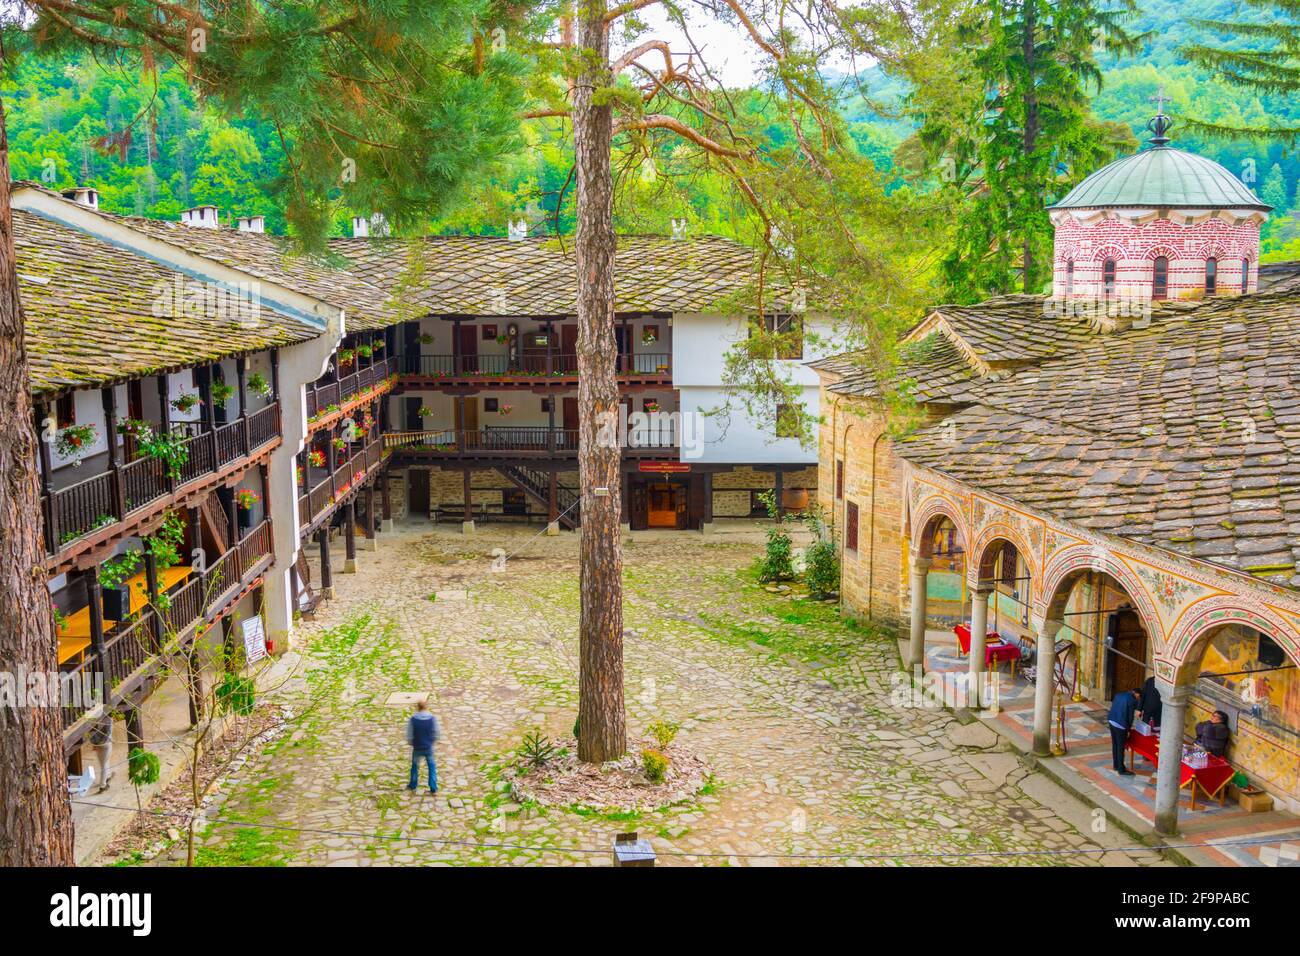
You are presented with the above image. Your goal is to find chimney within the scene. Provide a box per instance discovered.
[61,187,100,210]
[351,215,369,238]
[508,218,527,241]
[352,213,389,238]
[180,205,219,229]
[237,215,265,233]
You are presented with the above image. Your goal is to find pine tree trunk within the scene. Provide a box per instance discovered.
[573,0,626,763]
[0,96,76,865]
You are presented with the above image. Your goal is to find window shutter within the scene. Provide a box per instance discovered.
[846,501,859,552]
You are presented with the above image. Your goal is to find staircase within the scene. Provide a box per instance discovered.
[294,549,322,615]
[499,465,581,529]
[198,491,231,557]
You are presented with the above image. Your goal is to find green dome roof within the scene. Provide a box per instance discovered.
[1048,145,1270,212]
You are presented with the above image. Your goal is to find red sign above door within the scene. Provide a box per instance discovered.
[638,461,691,473]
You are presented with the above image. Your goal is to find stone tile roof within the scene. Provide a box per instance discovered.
[1258,261,1300,293]
[895,290,1300,586]
[907,294,1105,370]
[111,215,400,331]
[328,234,792,317]
[810,333,986,404]
[15,210,322,395]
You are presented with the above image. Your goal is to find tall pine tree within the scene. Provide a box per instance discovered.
[913,0,1140,300]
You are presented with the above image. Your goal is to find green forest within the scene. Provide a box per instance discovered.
[7,0,1300,260]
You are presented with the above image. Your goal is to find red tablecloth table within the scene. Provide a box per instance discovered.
[954,625,1023,677]
[1127,729,1234,810]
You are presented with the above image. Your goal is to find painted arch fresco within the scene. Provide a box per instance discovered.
[905,466,1300,685]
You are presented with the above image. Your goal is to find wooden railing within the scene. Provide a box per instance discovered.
[401,352,670,377]
[296,437,385,532]
[61,520,275,733]
[306,356,393,418]
[43,403,280,557]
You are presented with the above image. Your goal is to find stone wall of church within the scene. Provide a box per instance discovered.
[1052,216,1260,302]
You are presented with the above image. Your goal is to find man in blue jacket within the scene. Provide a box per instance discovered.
[1107,688,1140,775]
[406,699,441,793]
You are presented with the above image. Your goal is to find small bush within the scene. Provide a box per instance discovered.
[757,528,794,582]
[519,729,558,769]
[803,538,840,598]
[641,748,669,783]
[646,719,679,750]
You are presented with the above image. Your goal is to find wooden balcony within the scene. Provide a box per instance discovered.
[43,403,281,574]
[60,518,276,750]
[397,352,672,389]
[383,425,680,461]
[296,435,388,537]
[305,355,395,425]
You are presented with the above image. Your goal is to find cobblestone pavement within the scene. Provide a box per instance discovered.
[183,524,1166,867]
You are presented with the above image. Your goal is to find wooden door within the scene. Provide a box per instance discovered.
[458,325,478,373]
[1109,609,1148,697]
[629,480,648,531]
[563,396,579,448]
[674,483,689,529]
[561,324,578,372]
[408,469,430,516]
[454,397,479,436]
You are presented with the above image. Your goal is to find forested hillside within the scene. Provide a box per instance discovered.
[7,0,1300,256]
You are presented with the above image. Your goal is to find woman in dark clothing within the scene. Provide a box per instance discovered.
[1136,676,1162,729]
[1195,710,1231,757]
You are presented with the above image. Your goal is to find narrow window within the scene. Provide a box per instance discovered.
[1065,260,1074,296]
[1241,259,1251,293]
[1205,257,1217,295]
[1102,258,1116,297]
[835,459,844,500]
[845,501,859,552]
[1153,256,1168,300]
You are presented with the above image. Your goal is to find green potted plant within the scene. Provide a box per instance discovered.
[210,381,235,406]
[357,344,373,359]
[247,372,273,399]
[417,405,435,419]
[337,348,356,366]
[235,488,259,530]
[170,392,201,414]
[138,428,189,479]
[98,550,142,621]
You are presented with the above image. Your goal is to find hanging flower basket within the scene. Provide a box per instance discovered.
[171,392,201,414]
[210,382,235,406]
[417,405,436,418]
[337,348,356,366]
[248,372,273,399]
[371,339,386,351]
[235,489,260,510]
[55,423,97,462]
[308,450,326,468]
[357,344,373,359]
[498,404,514,416]
[645,401,660,413]
[332,437,347,452]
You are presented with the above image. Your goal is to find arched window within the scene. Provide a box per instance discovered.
[1102,258,1116,296]
[1241,259,1251,293]
[1205,258,1217,295]
[1152,256,1169,300]
[1065,260,1074,296]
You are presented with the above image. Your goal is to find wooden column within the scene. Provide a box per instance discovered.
[198,365,216,433]
[317,527,333,595]
[621,315,630,373]
[364,485,377,541]
[548,470,559,524]
[144,551,162,651]
[547,395,556,453]
[224,490,238,548]
[702,472,713,525]
[546,319,554,375]
[35,401,57,552]
[462,469,473,523]
[344,500,357,572]
[236,356,250,454]
[86,571,106,661]
[101,387,127,520]
[270,348,281,400]
[452,318,462,374]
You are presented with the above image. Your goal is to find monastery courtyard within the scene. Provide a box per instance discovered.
[126,525,1171,867]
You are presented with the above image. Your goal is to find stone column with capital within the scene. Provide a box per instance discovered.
[1153,680,1192,836]
[1032,621,1058,756]
[908,557,932,669]
[968,583,992,704]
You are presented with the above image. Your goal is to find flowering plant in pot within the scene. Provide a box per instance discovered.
[337,348,356,366]
[138,428,190,479]
[55,423,97,462]
[417,405,436,419]
[235,489,260,510]
[371,339,385,351]
[357,344,373,359]
[308,450,326,468]
[171,392,201,414]
[248,372,273,399]
[498,403,514,416]
[645,401,660,413]
[332,437,347,452]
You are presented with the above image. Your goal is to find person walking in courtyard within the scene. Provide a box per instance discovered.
[406,699,441,793]
[1107,687,1140,776]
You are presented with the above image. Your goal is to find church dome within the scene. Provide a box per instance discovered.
[1049,145,1271,213]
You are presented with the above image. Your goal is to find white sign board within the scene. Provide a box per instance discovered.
[242,616,267,666]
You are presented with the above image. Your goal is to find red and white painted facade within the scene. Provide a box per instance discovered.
[1051,211,1265,302]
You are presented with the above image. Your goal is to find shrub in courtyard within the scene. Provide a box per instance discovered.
[754,491,794,582]
[642,748,669,783]
[647,720,679,750]
[800,504,840,598]
[519,729,558,769]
